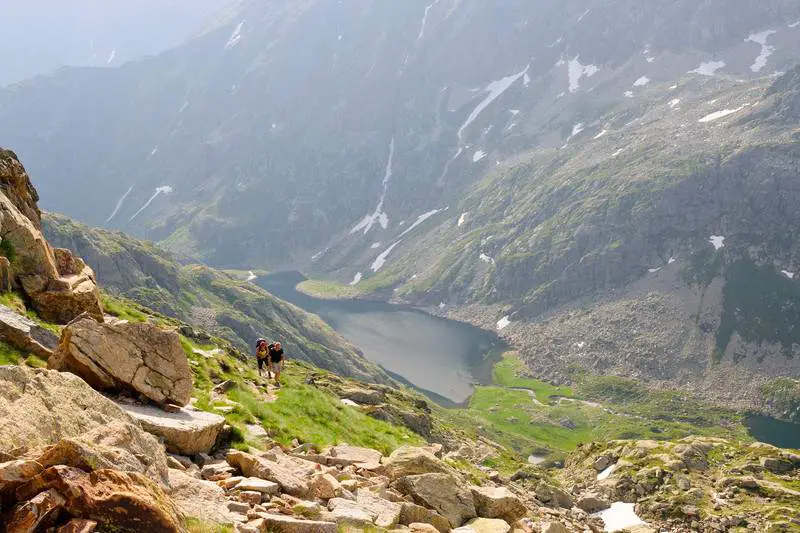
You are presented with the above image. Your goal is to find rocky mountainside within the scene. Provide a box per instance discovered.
[0,0,233,86]
[41,212,388,383]
[3,2,800,417]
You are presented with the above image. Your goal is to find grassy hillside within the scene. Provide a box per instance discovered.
[42,212,390,384]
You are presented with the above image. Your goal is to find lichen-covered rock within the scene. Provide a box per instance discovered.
[0,366,168,484]
[50,317,192,406]
[121,403,226,456]
[394,473,476,528]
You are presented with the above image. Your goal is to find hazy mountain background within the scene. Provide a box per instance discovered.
[3,0,800,418]
[0,0,234,86]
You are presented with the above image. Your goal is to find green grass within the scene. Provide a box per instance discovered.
[226,364,423,455]
[101,293,149,322]
[184,517,234,533]
[296,279,360,300]
[493,352,574,402]
[0,341,26,366]
[0,291,26,314]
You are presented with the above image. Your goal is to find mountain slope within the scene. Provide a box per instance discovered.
[42,212,390,384]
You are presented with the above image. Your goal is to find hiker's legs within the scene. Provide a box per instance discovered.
[274,360,283,385]
[267,362,273,380]
[257,358,264,376]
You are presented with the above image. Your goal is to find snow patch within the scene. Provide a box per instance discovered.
[746,30,777,73]
[509,109,520,116]
[648,267,661,273]
[129,186,173,222]
[782,270,795,280]
[699,105,748,123]
[225,21,245,50]
[479,253,495,265]
[790,21,800,29]
[566,57,599,93]
[593,502,646,532]
[594,129,608,140]
[458,212,468,227]
[624,91,634,98]
[458,66,529,141]
[179,101,189,114]
[107,49,116,64]
[246,271,257,282]
[106,184,134,223]
[351,138,395,234]
[646,56,655,63]
[399,209,442,238]
[350,272,363,286]
[633,76,650,87]
[417,0,441,43]
[669,98,681,109]
[497,316,511,331]
[576,8,591,23]
[370,242,382,249]
[689,61,726,76]
[611,148,624,158]
[709,235,726,250]
[473,150,487,162]
[523,71,531,87]
[668,257,676,264]
[439,302,446,309]
[597,464,618,481]
[371,242,402,272]
[571,123,585,136]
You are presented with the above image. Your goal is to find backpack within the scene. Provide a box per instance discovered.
[255,338,268,352]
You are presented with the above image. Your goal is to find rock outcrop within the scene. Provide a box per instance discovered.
[121,404,226,456]
[0,149,102,324]
[0,303,58,359]
[0,366,168,484]
[49,316,192,406]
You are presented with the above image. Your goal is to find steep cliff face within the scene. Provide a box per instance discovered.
[0,150,103,323]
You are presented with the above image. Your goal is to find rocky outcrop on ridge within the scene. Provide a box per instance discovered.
[0,149,102,324]
[49,316,193,406]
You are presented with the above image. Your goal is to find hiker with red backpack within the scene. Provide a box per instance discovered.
[255,338,271,380]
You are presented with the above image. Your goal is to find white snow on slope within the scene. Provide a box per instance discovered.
[479,253,495,265]
[399,209,442,239]
[571,123,585,136]
[566,57,599,93]
[597,464,618,481]
[370,242,382,249]
[594,129,608,140]
[709,235,726,250]
[179,101,189,114]
[371,241,402,272]
[351,138,395,234]
[782,270,795,280]
[458,212,468,227]
[689,61,726,76]
[497,316,511,331]
[458,66,529,141]
[473,150,487,162]
[246,271,257,282]
[699,105,748,123]
[107,49,116,64]
[790,21,800,29]
[130,186,173,222]
[225,21,245,50]
[576,8,591,23]
[417,0,441,43]
[624,91,634,98]
[106,184,134,223]
[350,272,363,286]
[648,267,661,273]
[746,30,777,73]
[669,98,681,109]
[593,502,646,532]
[633,76,650,87]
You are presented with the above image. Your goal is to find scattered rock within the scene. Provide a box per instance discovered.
[5,488,65,531]
[227,450,310,497]
[310,472,342,500]
[0,303,58,359]
[259,514,337,533]
[237,477,281,496]
[328,445,383,468]
[593,456,612,472]
[50,317,193,406]
[453,517,511,533]
[400,502,451,532]
[384,446,449,480]
[121,403,226,456]
[761,456,794,474]
[540,521,569,533]
[534,482,573,509]
[576,493,610,513]
[167,468,239,525]
[470,485,527,523]
[239,490,263,505]
[56,519,99,533]
[341,387,386,405]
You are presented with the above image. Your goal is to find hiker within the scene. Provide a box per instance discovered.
[268,341,285,387]
[255,338,271,379]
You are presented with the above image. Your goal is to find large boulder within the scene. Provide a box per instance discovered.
[0,366,168,484]
[167,468,240,526]
[121,404,226,456]
[50,317,192,406]
[384,446,450,480]
[257,514,337,533]
[469,485,527,523]
[226,450,311,497]
[327,445,383,468]
[10,465,184,532]
[400,502,451,532]
[394,473,476,528]
[453,518,512,533]
[0,149,103,324]
[0,303,58,359]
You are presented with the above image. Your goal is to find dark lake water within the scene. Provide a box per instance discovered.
[258,272,504,404]
[746,415,800,449]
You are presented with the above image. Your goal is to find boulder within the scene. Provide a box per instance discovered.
[384,446,449,480]
[453,517,511,533]
[341,387,386,405]
[4,487,66,531]
[0,150,104,324]
[394,473,476,528]
[226,450,310,497]
[121,403,226,456]
[541,522,569,533]
[0,459,43,485]
[576,493,610,513]
[0,257,12,292]
[760,456,794,474]
[310,472,342,500]
[236,477,281,496]
[167,468,240,526]
[534,482,573,509]
[327,445,383,468]
[16,466,184,532]
[56,519,99,533]
[0,303,58,359]
[327,498,376,527]
[50,317,192,406]
[355,490,403,528]
[258,514,337,533]
[409,524,441,533]
[400,502,451,532]
[0,366,168,484]
[469,485,527,523]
